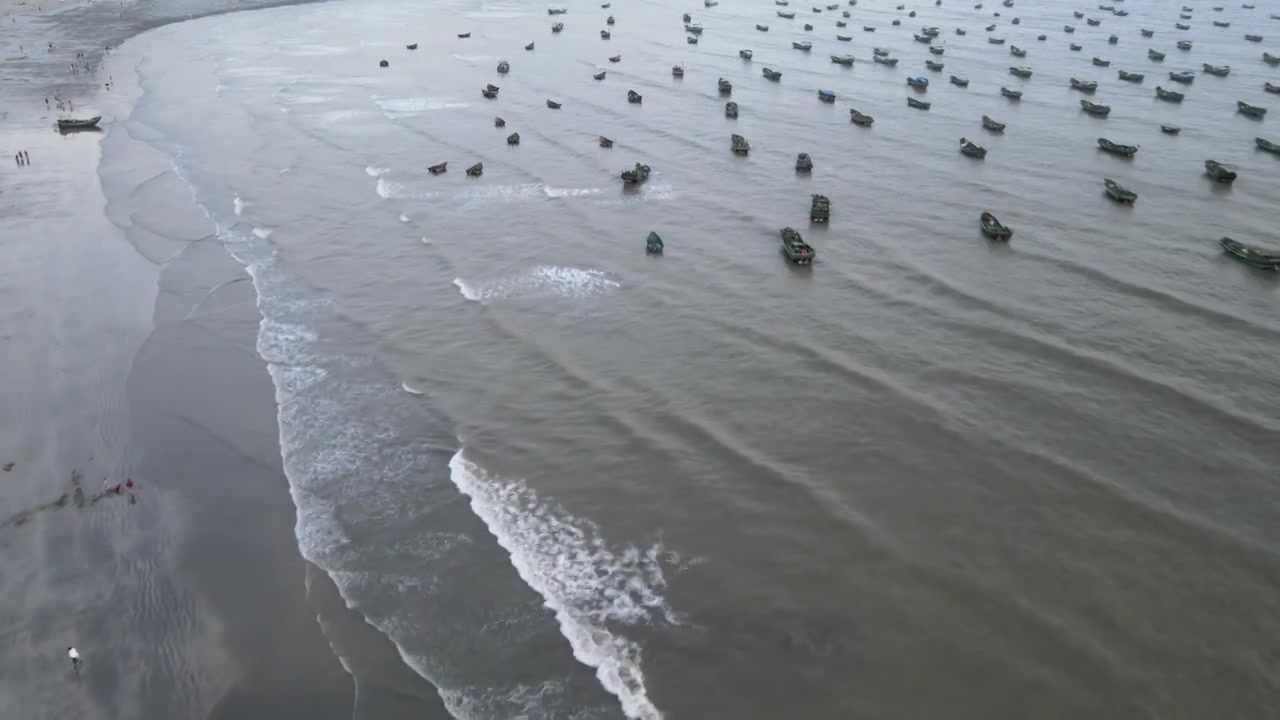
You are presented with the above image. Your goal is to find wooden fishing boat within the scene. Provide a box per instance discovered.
[551,22,563,32]
[458,32,472,38]
[599,136,613,148]
[731,133,751,155]
[740,49,754,59]
[1065,24,1076,33]
[1238,101,1268,117]
[907,96,932,109]
[926,59,945,70]
[778,10,796,17]
[406,43,418,50]
[546,99,562,109]
[627,89,643,103]
[930,45,945,55]
[1141,28,1154,37]
[1156,86,1184,102]
[1213,20,1230,27]
[1010,45,1027,57]
[1118,70,1144,82]
[818,89,837,102]
[850,108,874,125]
[864,25,876,31]
[607,15,615,24]
[832,54,855,65]
[673,65,684,77]
[1114,9,1128,16]
[1264,53,1280,66]
[956,27,967,35]
[1081,99,1111,116]
[1071,78,1098,92]
[837,20,847,27]
[980,212,1013,240]
[621,163,650,183]
[1109,34,1118,44]
[1148,48,1165,60]
[1245,34,1262,42]
[1087,17,1101,25]
[1255,137,1280,154]
[1161,124,1181,134]
[921,26,940,37]
[1203,64,1230,76]
[1169,70,1195,83]
[685,23,703,34]
[601,29,611,38]
[645,232,664,255]
[989,37,1006,44]
[1104,178,1137,203]
[792,41,813,50]
[466,162,483,177]
[757,23,770,30]
[763,67,783,80]
[526,42,536,50]
[837,34,853,40]
[594,70,607,80]
[428,162,447,174]
[1038,34,1046,40]
[804,23,814,30]
[507,132,520,145]
[379,59,389,67]
[1175,23,1190,30]
[779,227,816,264]
[987,23,996,31]
[497,60,510,74]
[1180,13,1192,19]
[796,152,814,172]
[1009,66,1032,78]
[982,115,1005,131]
[1176,40,1193,49]
[719,77,733,92]
[725,101,738,118]
[1221,237,1280,269]
[609,54,621,62]
[1070,43,1082,51]
[959,137,987,157]
[1001,86,1023,98]
[1074,11,1084,18]
[687,36,698,44]
[55,116,101,130]
[1204,159,1237,182]
[907,75,930,89]
[1092,57,1110,67]
[1266,82,1280,94]
[951,75,970,87]
[1097,137,1138,156]
[495,116,506,127]
[547,7,567,14]
[873,55,899,65]
[914,33,932,42]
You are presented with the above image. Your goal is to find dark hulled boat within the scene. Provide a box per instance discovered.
[780,227,816,264]
[621,162,651,184]
[1097,137,1138,156]
[1220,237,1280,269]
[1156,86,1184,102]
[980,212,1013,240]
[982,115,1005,131]
[1205,159,1237,182]
[1080,99,1112,116]
[1104,178,1137,203]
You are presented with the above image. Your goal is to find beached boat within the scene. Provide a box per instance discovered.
[1245,34,1262,42]
[428,162,447,174]
[837,34,853,40]
[466,162,483,177]
[547,99,562,109]
[1071,78,1098,92]
[874,55,899,65]
[719,78,733,93]
[1205,159,1237,182]
[1203,64,1230,76]
[915,33,932,42]
[926,59,945,70]
[1009,66,1032,78]
[1098,137,1138,156]
[731,134,751,154]
[956,27,967,35]
[1155,86,1184,102]
[621,163,650,184]
[780,227,816,264]
[526,42,536,50]
[495,116,506,127]
[907,75,930,89]
[864,25,876,31]
[1176,23,1190,30]
[1267,82,1280,93]
[818,89,837,103]
[627,90,642,104]
[757,23,770,31]
[1104,178,1137,203]
[1087,17,1101,25]
[1221,237,1280,269]
[551,22,563,32]
[989,37,1006,44]
[1255,137,1280,154]
[796,152,814,172]
[907,96,932,109]
[1064,24,1076,33]
[1081,99,1111,116]
[1169,70,1195,83]
[1214,20,1231,27]
[1148,48,1165,60]
[1070,43,1082,51]
[548,7,567,14]
[458,32,472,38]
[740,49,754,59]
[1118,70,1144,82]
[645,231,664,254]
[778,10,796,17]
[850,108,874,125]
[56,116,101,130]
[673,65,684,77]
[601,29,611,38]
[1141,28,1154,37]
[594,71,606,80]
[1001,86,1023,98]
[607,15,615,24]
[1161,124,1181,134]
[1177,40,1193,49]
[609,54,621,62]
[951,75,970,87]
[1109,34,1118,44]
[1010,45,1027,57]
[930,46,945,55]
[725,101,738,118]
[1264,53,1280,66]
[960,138,988,157]
[685,23,703,34]
[763,67,783,80]
[804,23,814,30]
[832,54,855,65]
[406,43,418,50]
[793,41,813,50]
[687,36,698,44]
[506,132,520,145]
[1092,57,1110,67]
[379,59,389,67]
[1238,101,1268,117]
[982,115,1005,131]
[599,136,613,148]
[980,212,1013,240]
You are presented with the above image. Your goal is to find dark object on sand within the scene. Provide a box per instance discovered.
[547,99,562,109]
[428,162,448,174]
[507,132,520,145]
[495,116,506,127]
[56,116,101,130]
[600,136,614,147]
[458,32,471,38]
[406,43,418,50]
[466,163,483,177]
[379,60,389,67]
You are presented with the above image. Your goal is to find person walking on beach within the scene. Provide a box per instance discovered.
[67,647,80,671]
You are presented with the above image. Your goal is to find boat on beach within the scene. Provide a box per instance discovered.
[428,162,447,174]
[56,116,101,130]
[982,115,1005,131]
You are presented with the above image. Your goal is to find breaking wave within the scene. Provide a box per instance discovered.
[453,266,621,303]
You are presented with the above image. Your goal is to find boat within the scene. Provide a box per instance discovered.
[673,65,685,77]
[406,43,418,50]
[864,25,876,31]
[1114,9,1128,16]
[951,75,970,87]
[1010,45,1027,57]
[687,36,698,44]
[763,67,783,80]
[495,116,506,127]
[1203,64,1230,76]
[926,59,945,70]
[850,108,875,125]
[910,10,917,16]
[907,96,932,109]
[740,49,754,59]
[1074,10,1084,17]
[907,75,930,89]
[1141,28,1154,37]
[1013,17,1021,24]
[645,232,664,254]
[1092,57,1110,67]
[685,23,703,34]
[1118,70,1144,82]
[594,71,607,80]
[1238,101,1268,117]
[1176,23,1190,30]
[1245,34,1263,42]
[757,23,770,30]
[1001,86,1023,98]
[793,41,813,50]
[1155,86,1185,102]
[725,101,739,118]
[548,7,567,14]
[600,136,614,148]
[922,26,940,36]
[1070,43,1082,51]
[980,212,1013,240]
[804,23,814,30]
[547,99,562,109]
[986,24,996,31]
[874,55,899,65]
[621,163,651,183]
[1161,124,1180,134]
[719,78,733,92]
[1071,78,1098,92]
[1081,99,1111,116]
[428,162,448,174]
[705,0,718,6]
[989,37,1006,44]
[1064,25,1076,33]
[893,19,901,25]
[507,132,520,144]
[1177,40,1193,49]
[1097,137,1138,156]
[1087,17,1101,25]
[837,20,847,27]
[458,32,472,38]
[780,227,816,264]
[818,89,837,102]
[601,29,611,38]
[1009,66,1032,78]
[627,89,643,103]
[1220,237,1280,269]
[778,10,796,17]
[497,60,510,73]
[1169,70,1195,83]
[930,46,945,55]
[379,59,389,67]
[1205,159,1237,182]
[551,22,564,32]
[526,42,536,50]
[607,15,615,24]
[1148,49,1165,60]
[959,137,988,157]
[1255,137,1280,154]
[914,33,931,42]
[466,162,483,177]
[832,54,855,65]
[1103,178,1137,203]
[838,34,853,40]
[815,5,823,10]
[1109,34,1118,44]
[828,2,839,8]
[1214,20,1230,26]
[956,28,967,35]
[810,194,830,222]
[873,47,888,56]
[55,116,101,130]
[683,11,692,20]
[482,87,498,99]
[1264,53,1280,66]
[1267,82,1280,94]
[982,115,1005,131]
[609,54,622,62]
[1180,13,1192,19]
[731,134,751,154]
[796,152,814,172]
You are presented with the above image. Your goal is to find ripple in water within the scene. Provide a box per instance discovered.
[454,266,621,303]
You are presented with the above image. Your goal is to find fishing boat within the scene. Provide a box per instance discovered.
[1097,137,1138,156]
[1071,78,1098,92]
[627,90,643,104]
[719,78,733,92]
[907,96,932,109]
[959,137,988,157]
[951,75,970,87]
[982,115,1005,131]
[599,136,613,148]
[1149,48,1165,60]
[1103,178,1137,203]
[1010,45,1027,57]
[705,0,718,6]
[547,99,562,109]
[793,41,813,50]
[874,55,899,65]
[1203,64,1230,76]
[778,10,796,17]
[609,54,621,62]
[725,101,739,118]
[1092,57,1110,67]
[837,20,847,27]
[757,23,770,30]
[1009,66,1033,78]
[601,29,611,38]
[864,25,876,31]
[1255,137,1280,154]
[1220,237,1280,269]
[495,116,506,127]
[804,23,814,30]
[914,33,931,43]
[815,5,823,11]
[1118,70,1144,82]
[683,11,692,20]
[551,22,563,32]
[428,162,448,174]
[926,59,945,70]
[55,116,101,130]
[621,163,651,184]
[466,162,483,177]
[818,89,837,102]
[458,32,472,38]
[832,54,855,65]
[1013,16,1021,23]
[406,43,418,50]
[1169,70,1195,83]
[808,194,831,222]
[796,152,814,172]
[850,108,875,125]
[907,75,930,89]
[1156,86,1184,102]
[687,36,698,44]
[1074,10,1084,18]
[1205,159,1237,182]
[956,28,967,35]
[1114,9,1128,16]
[1161,124,1180,134]
[873,47,889,57]
[673,65,684,77]
[763,67,783,80]
[507,132,520,145]
[1064,24,1076,33]
[481,87,498,99]
[980,212,1013,240]
[1180,13,1192,19]
[1245,34,1263,42]
[379,59,389,67]
[731,133,751,155]
[1264,53,1280,66]
[893,19,901,25]
[1141,28,1154,37]
[646,231,664,254]
[526,42,536,50]
[685,23,703,34]
[607,15,615,24]
[1176,23,1190,30]
[594,70,607,80]
[740,49,754,59]
[1109,34,1118,44]
[990,37,1006,44]
[1213,20,1230,26]
[1177,40,1193,49]
[1087,17,1101,25]
[987,23,997,31]
[548,6,567,14]
[780,227,816,264]
[1267,82,1280,93]
[497,60,510,74]
[922,26,940,37]
[838,34,853,40]
[1070,43,1082,51]
[1080,99,1111,116]
[1001,86,1023,98]
[930,46,945,55]
[1238,101,1268,117]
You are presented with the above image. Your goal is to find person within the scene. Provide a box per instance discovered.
[125,479,134,490]
[67,647,80,670]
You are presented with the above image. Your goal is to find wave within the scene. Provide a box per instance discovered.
[449,450,671,720]
[233,194,246,215]
[401,381,425,395]
[252,227,273,239]
[372,95,471,118]
[454,266,621,303]
[365,165,389,177]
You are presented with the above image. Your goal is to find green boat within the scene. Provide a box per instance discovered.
[627,89,643,103]
[725,101,738,118]
[778,10,796,17]
[1161,125,1181,134]
[1238,101,1267,118]
[731,134,751,154]
[507,132,520,145]
[599,136,613,148]
[930,46,945,55]
[1245,34,1262,42]
[1092,57,1110,67]
[926,59,944,70]
[1204,159,1237,182]
[465,162,483,177]
[982,115,1005,131]
[1176,40,1193,49]
[959,137,987,157]
[646,231,664,254]
[673,65,684,77]
[810,194,830,222]
[832,54,855,65]
[980,212,1013,240]
[1220,237,1280,269]
[1149,48,1165,60]
[796,152,814,171]
[780,227,816,264]
[1257,137,1280,154]
[1103,178,1137,203]
[850,108,874,125]
[1080,99,1111,116]
[1155,86,1184,102]
[873,55,899,65]
[495,116,506,127]
[1118,70,1144,82]
[719,78,733,93]
[1141,28,1154,37]
[497,60,510,73]
[1070,78,1098,92]
[1264,52,1280,66]
[951,75,970,87]
[1001,86,1023,99]
[1070,43,1082,51]
[1009,66,1032,78]
[763,67,783,80]
[1098,138,1138,156]
[621,162,651,183]
[1203,63,1230,76]
[907,96,931,110]
[1010,45,1027,57]
[837,34,853,40]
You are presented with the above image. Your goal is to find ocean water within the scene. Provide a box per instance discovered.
[107,0,1280,716]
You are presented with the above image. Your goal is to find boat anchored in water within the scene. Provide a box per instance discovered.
[1220,237,1280,269]
[1104,178,1138,203]
[980,212,1013,240]
[780,227,816,264]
